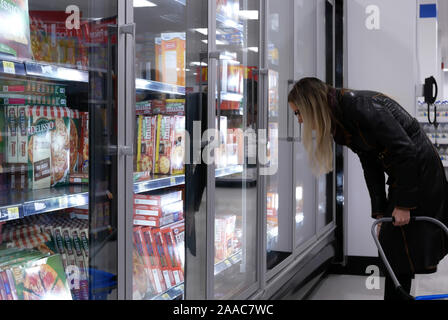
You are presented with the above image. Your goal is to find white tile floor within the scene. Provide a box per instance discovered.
[307,256,448,300]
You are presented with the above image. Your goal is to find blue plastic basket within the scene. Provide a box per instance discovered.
[88,268,117,300]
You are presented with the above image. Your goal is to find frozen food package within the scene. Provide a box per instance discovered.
[151,228,176,289]
[161,32,186,86]
[170,222,185,270]
[215,215,236,262]
[155,37,162,82]
[132,246,149,300]
[165,99,185,116]
[17,105,27,164]
[6,105,17,164]
[50,107,70,187]
[140,227,167,294]
[134,199,183,218]
[132,227,153,298]
[69,110,81,174]
[136,116,156,174]
[27,106,52,190]
[155,115,174,175]
[9,254,72,300]
[135,100,152,116]
[79,112,89,174]
[160,226,183,285]
[133,211,183,228]
[171,115,185,175]
[0,0,32,59]
[134,190,182,207]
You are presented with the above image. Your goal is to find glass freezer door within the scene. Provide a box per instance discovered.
[0,0,121,300]
[212,0,260,300]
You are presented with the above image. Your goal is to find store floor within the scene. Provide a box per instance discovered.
[306,256,448,300]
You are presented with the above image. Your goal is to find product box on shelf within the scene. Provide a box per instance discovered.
[0,95,67,107]
[80,112,89,174]
[134,190,182,207]
[171,115,185,175]
[155,37,162,82]
[69,110,81,174]
[160,225,184,285]
[134,200,183,218]
[132,227,152,299]
[165,99,185,116]
[133,211,183,228]
[17,106,28,164]
[151,227,177,289]
[161,33,186,87]
[70,229,88,300]
[140,226,167,294]
[151,100,166,115]
[6,105,18,164]
[0,0,32,59]
[170,222,185,269]
[136,101,152,116]
[69,172,88,185]
[214,215,236,263]
[136,115,156,174]
[9,254,72,300]
[155,115,174,175]
[68,205,88,220]
[0,81,26,94]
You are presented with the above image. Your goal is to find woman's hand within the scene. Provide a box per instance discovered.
[392,208,411,227]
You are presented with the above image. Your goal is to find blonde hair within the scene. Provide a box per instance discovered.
[288,78,334,176]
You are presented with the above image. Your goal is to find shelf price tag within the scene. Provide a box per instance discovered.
[2,61,15,74]
[170,177,176,185]
[0,207,20,222]
[59,197,68,209]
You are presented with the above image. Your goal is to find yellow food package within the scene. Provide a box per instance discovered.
[161,33,185,87]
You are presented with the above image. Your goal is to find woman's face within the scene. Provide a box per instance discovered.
[289,102,303,124]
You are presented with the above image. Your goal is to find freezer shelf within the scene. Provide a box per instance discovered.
[214,250,243,276]
[134,165,244,194]
[151,283,184,301]
[0,56,89,83]
[136,78,185,95]
[0,185,89,223]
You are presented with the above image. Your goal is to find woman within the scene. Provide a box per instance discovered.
[288,77,448,300]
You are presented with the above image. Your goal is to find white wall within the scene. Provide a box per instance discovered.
[345,0,418,257]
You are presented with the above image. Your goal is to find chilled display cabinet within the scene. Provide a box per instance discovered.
[0,0,338,300]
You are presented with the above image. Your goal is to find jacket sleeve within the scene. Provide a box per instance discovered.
[358,154,387,218]
[354,97,419,210]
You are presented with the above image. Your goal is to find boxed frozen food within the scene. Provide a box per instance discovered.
[151,100,166,115]
[165,99,185,116]
[215,215,236,262]
[136,100,152,116]
[17,105,27,164]
[136,115,156,174]
[134,190,182,207]
[69,172,88,185]
[170,222,185,270]
[161,33,186,87]
[29,10,87,68]
[155,37,162,82]
[70,229,88,300]
[134,200,183,218]
[8,254,72,300]
[0,0,32,59]
[132,227,152,299]
[133,211,183,228]
[69,110,81,173]
[151,228,176,289]
[161,225,183,285]
[50,107,70,187]
[79,112,89,174]
[140,227,167,294]
[0,80,26,93]
[171,115,185,175]
[6,105,17,163]
[154,115,174,175]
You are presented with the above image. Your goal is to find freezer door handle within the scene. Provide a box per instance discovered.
[107,145,134,157]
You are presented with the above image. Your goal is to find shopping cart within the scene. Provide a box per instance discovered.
[372,216,448,300]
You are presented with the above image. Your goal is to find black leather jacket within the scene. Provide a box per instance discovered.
[330,89,448,274]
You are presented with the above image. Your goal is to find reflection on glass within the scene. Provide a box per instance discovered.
[132,0,186,300]
[0,0,119,300]
[213,0,259,300]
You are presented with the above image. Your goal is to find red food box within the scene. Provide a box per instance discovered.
[133,211,183,228]
[140,227,167,293]
[134,191,182,207]
[134,200,183,218]
[132,227,155,296]
[160,225,184,285]
[151,228,176,289]
[170,222,185,270]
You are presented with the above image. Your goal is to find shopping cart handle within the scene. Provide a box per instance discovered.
[373,217,417,225]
